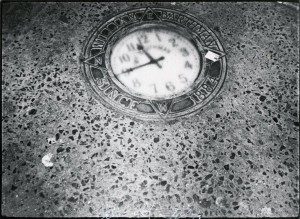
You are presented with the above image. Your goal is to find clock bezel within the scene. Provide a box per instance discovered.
[80,6,227,122]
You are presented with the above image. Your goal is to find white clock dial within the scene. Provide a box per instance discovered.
[110,27,201,100]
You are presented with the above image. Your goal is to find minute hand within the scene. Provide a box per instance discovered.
[119,56,165,75]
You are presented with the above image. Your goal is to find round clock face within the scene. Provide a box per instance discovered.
[110,27,201,100]
[81,7,227,122]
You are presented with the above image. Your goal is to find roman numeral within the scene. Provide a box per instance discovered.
[165,82,175,91]
[132,79,141,87]
[119,54,130,63]
[150,84,157,93]
[180,47,189,57]
[155,33,161,42]
[185,61,193,69]
[169,38,178,47]
[127,43,136,51]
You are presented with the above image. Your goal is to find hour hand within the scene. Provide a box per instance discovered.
[137,40,162,68]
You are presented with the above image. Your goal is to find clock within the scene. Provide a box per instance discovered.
[109,25,201,100]
[81,7,227,122]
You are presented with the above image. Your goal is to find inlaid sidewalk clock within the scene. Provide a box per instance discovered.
[81,7,227,122]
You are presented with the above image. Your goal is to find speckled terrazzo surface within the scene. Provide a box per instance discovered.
[1,2,299,217]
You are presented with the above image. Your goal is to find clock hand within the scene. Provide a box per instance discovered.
[118,56,165,75]
[137,39,162,68]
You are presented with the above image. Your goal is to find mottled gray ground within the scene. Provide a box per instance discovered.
[2,2,299,217]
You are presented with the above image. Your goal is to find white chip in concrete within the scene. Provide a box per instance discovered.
[42,153,54,167]
[261,206,272,216]
[47,137,56,144]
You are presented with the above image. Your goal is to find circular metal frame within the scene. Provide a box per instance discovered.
[80,7,227,122]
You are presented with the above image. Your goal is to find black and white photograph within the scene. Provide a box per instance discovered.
[1,1,299,217]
